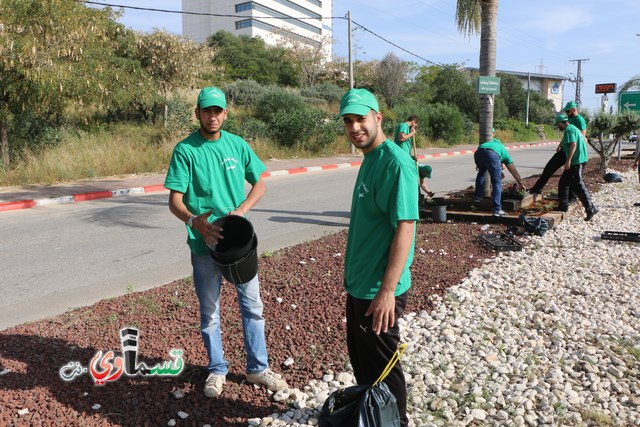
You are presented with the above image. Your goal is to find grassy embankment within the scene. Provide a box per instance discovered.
[0,116,555,187]
[0,122,354,187]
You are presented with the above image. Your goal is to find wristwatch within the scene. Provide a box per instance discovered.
[186,215,196,228]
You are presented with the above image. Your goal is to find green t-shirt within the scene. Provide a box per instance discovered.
[569,114,587,132]
[478,140,513,165]
[560,124,588,166]
[164,130,266,255]
[393,122,413,157]
[344,140,419,300]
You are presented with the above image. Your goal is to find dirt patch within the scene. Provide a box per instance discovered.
[443,156,633,216]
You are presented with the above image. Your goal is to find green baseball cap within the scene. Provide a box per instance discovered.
[564,101,577,111]
[339,88,379,116]
[555,113,569,123]
[198,87,226,109]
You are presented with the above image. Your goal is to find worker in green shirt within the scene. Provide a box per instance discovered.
[555,113,598,220]
[474,135,526,217]
[530,100,586,195]
[164,87,288,399]
[340,88,419,427]
[393,115,418,157]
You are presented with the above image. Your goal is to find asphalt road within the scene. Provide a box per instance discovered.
[0,145,558,330]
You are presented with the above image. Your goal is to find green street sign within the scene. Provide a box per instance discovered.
[477,76,501,95]
[619,91,640,112]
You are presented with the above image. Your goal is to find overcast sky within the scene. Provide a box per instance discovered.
[92,0,640,112]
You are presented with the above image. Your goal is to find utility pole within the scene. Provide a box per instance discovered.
[569,58,589,107]
[347,11,353,90]
[347,11,356,154]
[525,72,530,126]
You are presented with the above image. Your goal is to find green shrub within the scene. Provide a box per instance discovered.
[255,87,307,122]
[300,82,344,103]
[105,93,159,123]
[9,111,64,155]
[268,106,339,151]
[424,103,465,145]
[494,118,538,141]
[302,97,328,107]
[238,117,269,142]
[166,96,196,134]
[223,80,266,107]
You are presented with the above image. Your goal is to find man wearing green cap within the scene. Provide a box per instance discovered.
[554,113,598,220]
[564,101,588,138]
[530,101,587,195]
[164,87,288,398]
[393,115,418,157]
[394,115,435,197]
[339,88,418,427]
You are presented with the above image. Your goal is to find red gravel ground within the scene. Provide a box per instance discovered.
[0,157,633,426]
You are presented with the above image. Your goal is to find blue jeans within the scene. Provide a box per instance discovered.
[474,148,503,213]
[191,253,269,375]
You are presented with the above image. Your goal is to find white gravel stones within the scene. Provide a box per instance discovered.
[177,411,189,419]
[251,169,640,426]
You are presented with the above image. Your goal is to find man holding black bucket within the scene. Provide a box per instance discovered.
[164,87,288,398]
[340,88,419,427]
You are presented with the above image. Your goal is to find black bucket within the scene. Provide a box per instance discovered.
[431,205,447,223]
[208,215,259,285]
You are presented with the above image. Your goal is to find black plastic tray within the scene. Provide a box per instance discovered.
[480,233,523,252]
[601,231,640,242]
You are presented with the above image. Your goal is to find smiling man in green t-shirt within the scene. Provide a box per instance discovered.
[340,88,418,427]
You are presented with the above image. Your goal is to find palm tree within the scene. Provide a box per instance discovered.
[456,0,498,196]
[619,74,640,93]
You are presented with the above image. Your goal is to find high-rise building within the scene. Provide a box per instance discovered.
[182,0,332,60]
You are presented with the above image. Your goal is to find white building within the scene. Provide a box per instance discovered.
[182,0,332,60]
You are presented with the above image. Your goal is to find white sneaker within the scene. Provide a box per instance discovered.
[493,210,507,217]
[204,373,225,398]
[246,368,288,391]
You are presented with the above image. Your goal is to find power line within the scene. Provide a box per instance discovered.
[81,0,339,20]
[351,19,440,66]
[81,1,440,65]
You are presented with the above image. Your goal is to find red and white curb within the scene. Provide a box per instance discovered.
[0,142,555,213]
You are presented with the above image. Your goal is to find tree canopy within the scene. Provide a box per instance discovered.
[208,31,297,86]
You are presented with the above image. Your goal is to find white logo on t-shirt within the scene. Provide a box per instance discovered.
[357,182,369,198]
[222,157,238,170]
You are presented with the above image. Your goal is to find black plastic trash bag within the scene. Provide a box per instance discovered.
[604,172,623,183]
[519,213,549,237]
[318,382,400,427]
[319,344,406,427]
